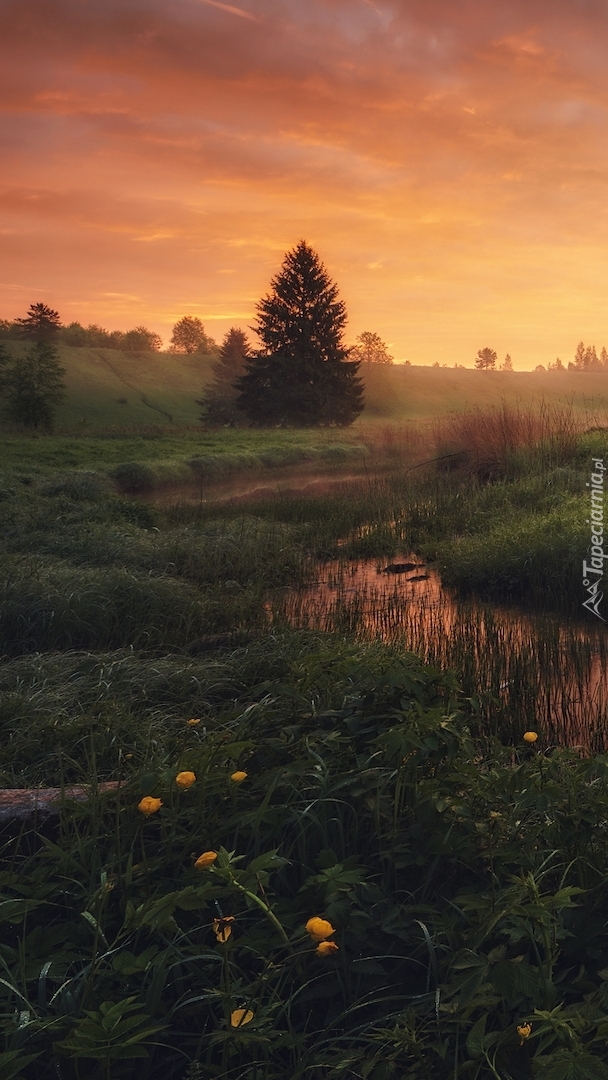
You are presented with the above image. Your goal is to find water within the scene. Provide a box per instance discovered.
[279,556,608,751]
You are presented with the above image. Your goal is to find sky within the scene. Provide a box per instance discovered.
[2,0,608,368]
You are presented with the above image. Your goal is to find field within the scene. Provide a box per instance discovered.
[1,393,608,1079]
[3,340,608,428]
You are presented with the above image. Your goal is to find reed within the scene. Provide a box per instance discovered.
[431,400,590,479]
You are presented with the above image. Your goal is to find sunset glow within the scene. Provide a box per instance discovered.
[2,0,608,368]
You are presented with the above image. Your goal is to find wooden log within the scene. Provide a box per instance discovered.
[0,781,123,823]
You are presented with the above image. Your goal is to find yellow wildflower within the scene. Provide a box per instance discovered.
[212,916,235,942]
[175,770,196,789]
[194,850,217,869]
[230,771,248,783]
[316,940,339,956]
[187,718,201,726]
[305,917,336,941]
[230,1008,254,1027]
[517,1022,532,1045]
[138,796,162,816]
[523,731,538,743]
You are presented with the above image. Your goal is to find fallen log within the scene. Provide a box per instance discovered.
[0,781,123,823]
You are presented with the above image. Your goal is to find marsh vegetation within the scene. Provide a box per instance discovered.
[0,404,607,1079]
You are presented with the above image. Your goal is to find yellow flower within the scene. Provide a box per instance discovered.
[305,917,336,941]
[187,718,201,726]
[194,850,217,869]
[138,796,162,816]
[212,916,235,942]
[230,1008,254,1027]
[316,940,339,956]
[230,771,248,783]
[517,1022,532,1045]
[175,770,196,789]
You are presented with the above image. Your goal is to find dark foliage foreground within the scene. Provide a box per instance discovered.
[2,636,608,1079]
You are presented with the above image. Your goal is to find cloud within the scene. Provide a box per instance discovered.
[197,0,260,20]
[1,0,608,362]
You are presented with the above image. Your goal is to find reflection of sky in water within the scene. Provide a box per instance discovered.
[281,556,608,752]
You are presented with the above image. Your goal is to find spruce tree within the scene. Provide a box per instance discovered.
[235,241,364,426]
[15,302,62,341]
[197,328,250,426]
[0,341,66,430]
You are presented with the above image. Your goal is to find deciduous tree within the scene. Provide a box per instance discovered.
[122,327,163,352]
[236,241,364,426]
[170,316,216,355]
[350,331,394,365]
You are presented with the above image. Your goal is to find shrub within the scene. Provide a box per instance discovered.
[109,461,157,494]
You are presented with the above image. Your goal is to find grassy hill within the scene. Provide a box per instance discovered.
[362,361,608,424]
[2,341,608,430]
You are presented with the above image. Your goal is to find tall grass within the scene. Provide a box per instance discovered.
[432,401,592,479]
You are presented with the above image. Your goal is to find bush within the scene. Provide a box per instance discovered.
[109,461,158,493]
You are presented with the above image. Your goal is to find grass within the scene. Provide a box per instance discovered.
[0,429,370,482]
[5,657,608,1078]
[1,405,608,1077]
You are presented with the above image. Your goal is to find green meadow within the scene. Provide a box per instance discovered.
[3,340,608,428]
[1,352,608,1078]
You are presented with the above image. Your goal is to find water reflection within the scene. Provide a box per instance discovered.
[280,556,608,751]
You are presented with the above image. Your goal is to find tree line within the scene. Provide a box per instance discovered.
[475,343,608,371]
[3,242,605,430]
[0,310,218,356]
[0,242,398,429]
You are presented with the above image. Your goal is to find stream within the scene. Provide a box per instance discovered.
[279,555,608,751]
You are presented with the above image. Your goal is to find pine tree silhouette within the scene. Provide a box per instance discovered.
[235,241,364,426]
[197,328,250,426]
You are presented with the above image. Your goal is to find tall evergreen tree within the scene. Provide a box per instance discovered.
[235,241,364,426]
[197,327,250,426]
[15,302,62,341]
[0,341,66,429]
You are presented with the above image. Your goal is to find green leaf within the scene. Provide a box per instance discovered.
[491,958,542,1002]
[246,850,290,875]
[466,1014,487,1059]
[126,893,180,932]
[174,884,216,911]
[53,997,166,1062]
[535,1050,608,1080]
[0,1050,40,1080]
[112,947,159,976]
[0,899,42,924]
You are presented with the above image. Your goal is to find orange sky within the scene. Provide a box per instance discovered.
[2,0,608,368]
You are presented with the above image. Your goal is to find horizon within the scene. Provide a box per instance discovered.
[3,1,608,371]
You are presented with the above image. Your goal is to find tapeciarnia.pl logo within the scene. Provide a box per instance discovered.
[582,457,605,621]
